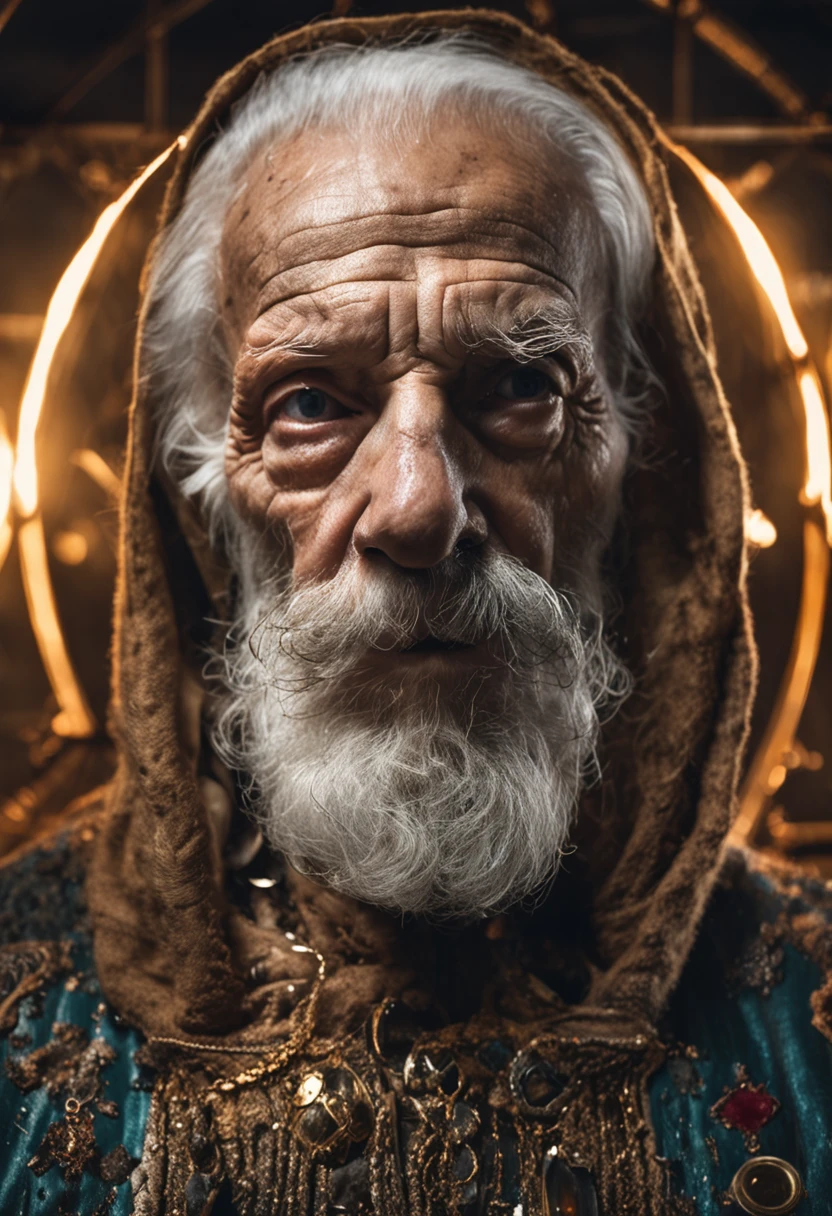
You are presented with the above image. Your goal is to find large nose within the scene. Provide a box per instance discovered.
[353,387,483,569]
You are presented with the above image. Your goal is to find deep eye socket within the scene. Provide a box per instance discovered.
[493,366,558,403]
[274,386,351,424]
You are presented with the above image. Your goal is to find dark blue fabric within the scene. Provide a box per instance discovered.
[649,859,832,1213]
[0,835,150,1215]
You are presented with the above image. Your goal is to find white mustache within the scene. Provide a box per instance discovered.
[247,550,590,686]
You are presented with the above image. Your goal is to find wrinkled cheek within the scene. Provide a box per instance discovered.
[588,424,629,534]
[514,506,557,583]
[225,446,274,528]
[260,429,358,494]
[558,429,628,560]
[259,427,388,583]
[260,484,363,587]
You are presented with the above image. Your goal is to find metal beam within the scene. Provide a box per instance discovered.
[47,0,216,122]
[145,0,169,132]
[672,2,694,126]
[0,122,166,144]
[566,15,661,38]
[641,0,814,121]
[668,123,832,144]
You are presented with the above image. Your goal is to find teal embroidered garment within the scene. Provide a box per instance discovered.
[0,833,150,1216]
[1,830,830,1213]
[650,859,832,1213]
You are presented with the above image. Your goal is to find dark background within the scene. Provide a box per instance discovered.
[1,0,831,860]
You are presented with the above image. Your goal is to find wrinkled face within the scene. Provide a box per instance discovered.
[214,119,632,915]
[221,121,628,660]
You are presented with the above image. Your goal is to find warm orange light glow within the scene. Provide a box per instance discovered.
[53,530,89,566]
[71,448,121,499]
[799,369,832,540]
[0,521,10,577]
[676,147,808,360]
[9,146,175,738]
[674,144,832,552]
[745,507,778,549]
[13,145,175,519]
[0,411,13,574]
[731,519,830,846]
[671,144,831,849]
[18,517,95,738]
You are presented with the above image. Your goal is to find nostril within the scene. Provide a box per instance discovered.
[454,537,479,557]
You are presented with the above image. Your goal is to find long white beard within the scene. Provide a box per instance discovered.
[212,541,628,920]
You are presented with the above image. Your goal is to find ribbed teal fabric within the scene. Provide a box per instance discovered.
[0,835,150,1215]
[0,957,150,1215]
[650,862,832,1213]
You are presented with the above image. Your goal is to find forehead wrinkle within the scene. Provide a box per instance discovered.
[242,280,590,375]
[271,281,414,371]
[266,204,555,250]
[253,257,577,318]
[253,282,399,329]
[244,214,571,292]
[245,286,383,357]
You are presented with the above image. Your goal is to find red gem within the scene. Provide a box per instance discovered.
[710,1067,781,1150]
[717,1086,778,1133]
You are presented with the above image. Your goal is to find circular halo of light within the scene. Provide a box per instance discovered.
[671,143,832,847]
[3,129,830,802]
[0,412,14,572]
[8,144,175,737]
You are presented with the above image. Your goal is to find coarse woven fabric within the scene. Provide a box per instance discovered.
[91,2,757,1054]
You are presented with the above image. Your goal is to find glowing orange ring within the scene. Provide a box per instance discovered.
[4,138,829,797]
[9,144,176,737]
[671,144,832,847]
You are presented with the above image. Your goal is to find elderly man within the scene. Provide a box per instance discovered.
[1,11,830,1216]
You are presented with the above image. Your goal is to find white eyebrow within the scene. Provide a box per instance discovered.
[245,298,595,369]
[456,302,595,367]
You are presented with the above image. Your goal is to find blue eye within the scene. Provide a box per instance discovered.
[280,387,345,422]
[495,368,555,401]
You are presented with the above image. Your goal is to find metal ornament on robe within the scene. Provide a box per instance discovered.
[510,1049,567,1116]
[542,1146,599,1216]
[292,1064,374,1158]
[729,1157,805,1215]
[368,996,446,1075]
[709,1066,781,1153]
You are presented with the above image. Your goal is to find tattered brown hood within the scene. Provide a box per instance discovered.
[88,9,756,1059]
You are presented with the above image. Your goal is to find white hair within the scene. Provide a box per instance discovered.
[212,539,628,919]
[145,35,655,545]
